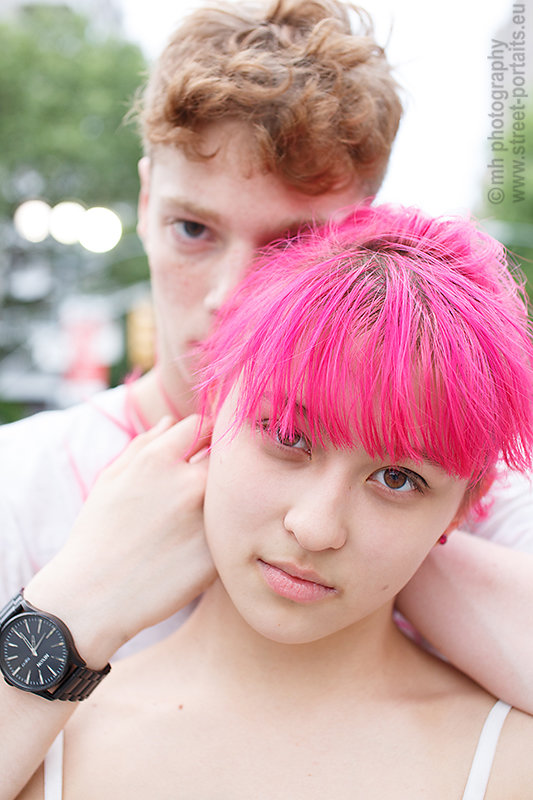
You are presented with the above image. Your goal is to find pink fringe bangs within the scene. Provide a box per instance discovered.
[197,204,533,487]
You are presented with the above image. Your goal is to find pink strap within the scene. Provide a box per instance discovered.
[156,369,183,421]
[67,372,182,499]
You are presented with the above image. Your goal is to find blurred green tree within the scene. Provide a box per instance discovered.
[480,90,533,291]
[0,4,146,212]
[0,4,149,287]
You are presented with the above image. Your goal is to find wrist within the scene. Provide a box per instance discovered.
[0,591,112,701]
[24,569,125,670]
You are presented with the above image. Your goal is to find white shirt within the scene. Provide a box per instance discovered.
[0,384,192,656]
[465,466,533,552]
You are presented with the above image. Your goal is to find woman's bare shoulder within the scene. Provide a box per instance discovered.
[486,706,533,800]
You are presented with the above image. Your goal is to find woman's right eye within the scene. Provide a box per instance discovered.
[259,420,312,457]
[275,429,310,451]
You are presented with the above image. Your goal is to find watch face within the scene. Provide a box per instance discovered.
[0,613,69,691]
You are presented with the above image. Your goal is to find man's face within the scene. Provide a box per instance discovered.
[137,120,367,415]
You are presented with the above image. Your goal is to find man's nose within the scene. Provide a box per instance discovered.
[203,246,254,314]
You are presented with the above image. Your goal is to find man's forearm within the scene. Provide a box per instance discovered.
[397,531,533,713]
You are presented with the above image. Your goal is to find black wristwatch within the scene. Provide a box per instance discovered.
[0,592,111,701]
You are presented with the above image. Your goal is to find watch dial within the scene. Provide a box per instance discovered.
[0,613,69,691]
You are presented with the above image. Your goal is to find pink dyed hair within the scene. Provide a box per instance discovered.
[197,204,533,492]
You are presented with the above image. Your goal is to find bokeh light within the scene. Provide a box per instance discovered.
[49,201,86,245]
[13,201,123,252]
[78,207,123,253]
[13,200,51,243]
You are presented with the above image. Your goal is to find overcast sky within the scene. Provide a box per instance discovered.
[117,0,514,216]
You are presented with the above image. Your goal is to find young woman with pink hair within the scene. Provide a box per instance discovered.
[10,205,533,798]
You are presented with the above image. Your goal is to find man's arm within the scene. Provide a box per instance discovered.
[397,531,533,713]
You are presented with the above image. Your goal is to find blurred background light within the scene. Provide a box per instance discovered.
[49,201,86,245]
[79,206,122,253]
[13,199,51,243]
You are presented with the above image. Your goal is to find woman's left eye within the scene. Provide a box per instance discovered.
[370,467,426,494]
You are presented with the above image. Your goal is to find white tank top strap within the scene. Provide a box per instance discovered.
[44,729,64,800]
[462,700,511,800]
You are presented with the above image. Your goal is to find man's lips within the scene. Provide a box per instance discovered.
[257,559,337,604]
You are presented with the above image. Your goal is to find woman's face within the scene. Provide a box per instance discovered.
[203,391,468,645]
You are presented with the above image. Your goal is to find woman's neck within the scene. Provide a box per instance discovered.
[169,579,413,703]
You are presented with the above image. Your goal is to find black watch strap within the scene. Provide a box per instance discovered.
[44,657,111,701]
[0,592,26,628]
[0,591,111,701]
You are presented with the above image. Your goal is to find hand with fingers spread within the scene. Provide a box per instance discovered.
[23,414,217,668]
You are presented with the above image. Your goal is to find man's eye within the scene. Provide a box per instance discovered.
[370,467,426,494]
[173,219,208,239]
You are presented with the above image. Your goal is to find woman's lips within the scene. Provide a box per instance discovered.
[257,559,337,604]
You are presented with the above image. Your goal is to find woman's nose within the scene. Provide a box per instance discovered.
[283,485,350,552]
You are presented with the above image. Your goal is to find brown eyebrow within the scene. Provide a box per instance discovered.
[160,197,223,226]
[160,196,318,246]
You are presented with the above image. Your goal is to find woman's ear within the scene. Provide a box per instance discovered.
[435,469,497,546]
[435,516,461,546]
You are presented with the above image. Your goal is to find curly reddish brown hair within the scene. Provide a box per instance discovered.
[136,0,402,195]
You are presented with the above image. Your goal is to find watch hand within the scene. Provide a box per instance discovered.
[14,630,38,656]
[34,633,47,652]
